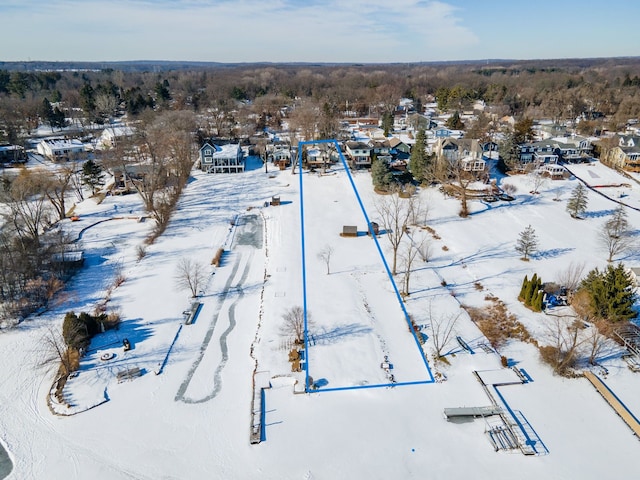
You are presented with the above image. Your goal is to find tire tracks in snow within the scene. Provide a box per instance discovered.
[175,249,254,404]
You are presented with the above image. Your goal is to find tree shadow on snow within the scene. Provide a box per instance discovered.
[582,208,617,219]
[310,323,373,345]
[532,247,574,260]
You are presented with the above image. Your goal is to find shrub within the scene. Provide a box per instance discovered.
[62,312,90,350]
[211,247,224,266]
[62,310,114,350]
[464,297,532,348]
[136,245,147,261]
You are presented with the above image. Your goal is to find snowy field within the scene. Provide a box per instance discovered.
[2,156,640,479]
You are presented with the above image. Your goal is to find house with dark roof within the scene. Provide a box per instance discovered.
[199,142,244,173]
[604,135,640,170]
[0,144,27,165]
[433,138,482,162]
[344,141,372,168]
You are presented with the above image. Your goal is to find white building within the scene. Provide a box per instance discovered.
[97,125,135,150]
[36,138,85,161]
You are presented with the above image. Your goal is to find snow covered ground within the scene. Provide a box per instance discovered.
[2,155,640,479]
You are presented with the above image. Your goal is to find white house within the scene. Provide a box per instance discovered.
[461,157,486,172]
[97,125,135,150]
[199,142,244,173]
[36,138,85,161]
[344,141,372,168]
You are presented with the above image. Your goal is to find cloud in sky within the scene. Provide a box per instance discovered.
[1,0,479,62]
[0,0,638,62]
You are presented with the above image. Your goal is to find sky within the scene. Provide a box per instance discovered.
[1,0,639,63]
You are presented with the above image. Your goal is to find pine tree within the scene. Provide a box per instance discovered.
[580,263,636,322]
[82,159,103,194]
[534,289,544,311]
[566,183,589,218]
[445,111,464,129]
[525,273,537,305]
[371,157,393,191]
[409,129,427,184]
[516,225,538,261]
[381,111,394,137]
[519,274,529,300]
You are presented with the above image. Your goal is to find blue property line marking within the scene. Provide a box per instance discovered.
[309,379,432,394]
[298,146,311,392]
[297,139,434,393]
[493,385,548,454]
[594,373,640,425]
[260,388,267,442]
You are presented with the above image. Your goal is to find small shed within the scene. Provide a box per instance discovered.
[270,195,281,206]
[342,225,358,237]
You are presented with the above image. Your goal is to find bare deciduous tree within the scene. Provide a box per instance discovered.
[1,169,52,248]
[317,245,334,275]
[40,164,79,221]
[556,261,585,293]
[280,306,313,344]
[418,238,433,263]
[600,205,633,262]
[540,316,583,375]
[40,325,75,377]
[429,304,460,358]
[528,170,547,195]
[400,237,422,296]
[586,320,610,366]
[175,257,207,297]
[375,185,415,275]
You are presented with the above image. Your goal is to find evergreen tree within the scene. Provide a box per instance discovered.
[519,274,529,300]
[513,117,535,143]
[371,157,393,191]
[516,224,538,261]
[566,183,588,218]
[498,131,519,171]
[445,111,464,129]
[79,82,96,113]
[62,311,90,350]
[40,97,53,123]
[155,80,171,103]
[381,111,394,137]
[526,273,540,306]
[82,159,103,194]
[580,264,636,322]
[409,129,428,184]
[534,289,544,311]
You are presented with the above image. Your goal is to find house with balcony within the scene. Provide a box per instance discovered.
[433,138,482,162]
[552,136,593,163]
[344,141,372,168]
[604,135,640,171]
[461,157,486,172]
[516,141,556,164]
[199,142,244,173]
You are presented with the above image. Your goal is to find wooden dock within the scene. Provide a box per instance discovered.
[584,371,640,438]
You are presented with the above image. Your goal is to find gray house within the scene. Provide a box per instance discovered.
[199,142,244,173]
